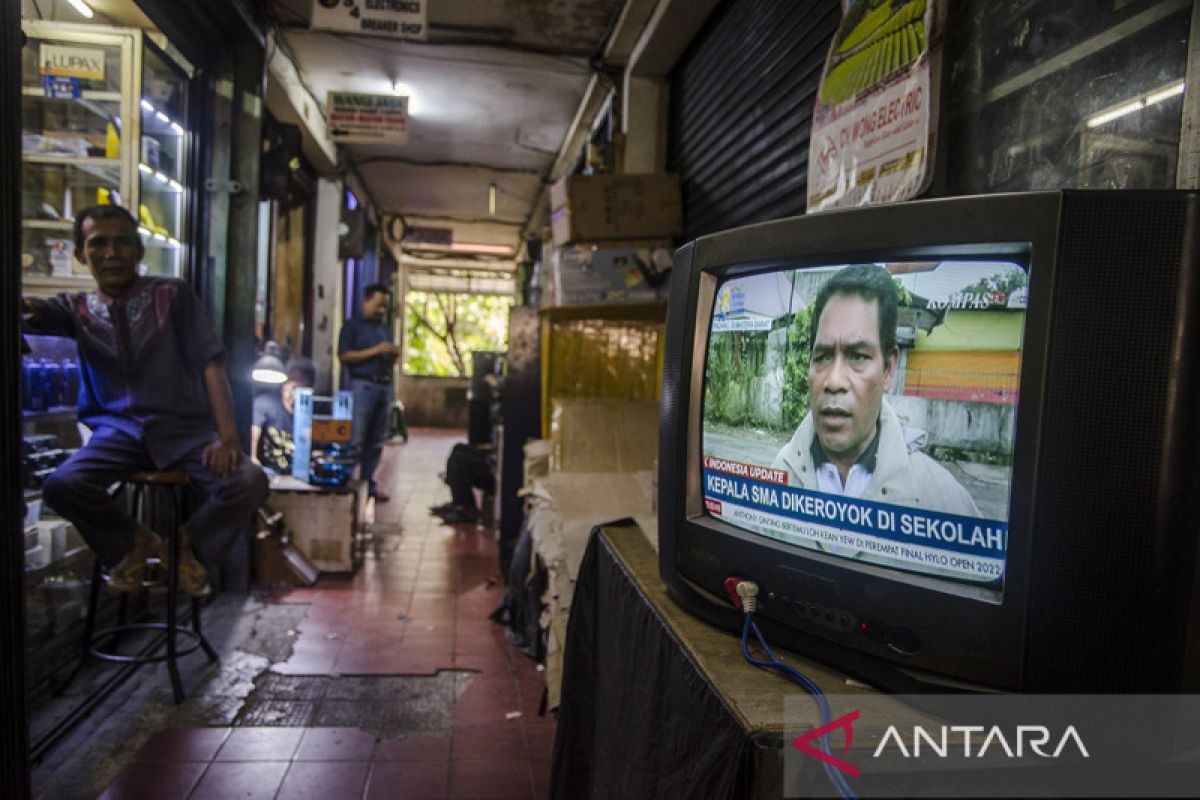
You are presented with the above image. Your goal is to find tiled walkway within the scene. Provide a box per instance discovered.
[98,429,554,799]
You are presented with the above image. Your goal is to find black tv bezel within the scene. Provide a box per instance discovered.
[659,191,1066,692]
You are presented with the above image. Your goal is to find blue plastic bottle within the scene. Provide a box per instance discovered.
[46,359,63,408]
[28,360,47,412]
[63,359,80,408]
[21,357,33,411]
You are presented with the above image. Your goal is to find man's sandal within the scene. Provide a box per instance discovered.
[106,535,163,592]
[170,554,212,598]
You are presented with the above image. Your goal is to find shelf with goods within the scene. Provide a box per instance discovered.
[20,20,195,296]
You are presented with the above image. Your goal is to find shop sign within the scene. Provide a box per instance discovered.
[39,44,105,80]
[310,0,427,40]
[807,0,941,211]
[42,75,81,99]
[327,91,409,145]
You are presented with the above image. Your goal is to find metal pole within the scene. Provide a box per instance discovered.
[1,3,31,795]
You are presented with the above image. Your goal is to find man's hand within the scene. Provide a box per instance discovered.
[374,342,401,361]
[202,437,242,478]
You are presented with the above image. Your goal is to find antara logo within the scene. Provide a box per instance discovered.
[792,710,1090,776]
[874,724,1091,759]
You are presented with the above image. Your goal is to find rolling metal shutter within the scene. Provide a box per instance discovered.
[668,0,841,240]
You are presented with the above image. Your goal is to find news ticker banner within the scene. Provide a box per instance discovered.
[702,457,1005,583]
[806,0,939,211]
[783,694,1200,797]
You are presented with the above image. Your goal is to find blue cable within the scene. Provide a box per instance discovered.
[741,612,858,800]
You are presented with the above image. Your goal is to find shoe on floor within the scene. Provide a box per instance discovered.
[438,508,478,524]
[372,492,391,503]
[429,503,456,515]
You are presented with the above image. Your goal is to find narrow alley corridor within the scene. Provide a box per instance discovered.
[71,429,553,800]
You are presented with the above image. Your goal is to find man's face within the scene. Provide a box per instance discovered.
[808,293,897,464]
[363,291,390,322]
[282,380,299,413]
[76,215,144,297]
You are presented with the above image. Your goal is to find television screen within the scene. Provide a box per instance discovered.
[700,259,1027,589]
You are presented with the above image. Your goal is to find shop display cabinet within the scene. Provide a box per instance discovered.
[20,20,194,296]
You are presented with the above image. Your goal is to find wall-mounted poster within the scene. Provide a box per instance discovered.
[807,0,941,211]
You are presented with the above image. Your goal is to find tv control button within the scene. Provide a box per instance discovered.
[885,626,922,655]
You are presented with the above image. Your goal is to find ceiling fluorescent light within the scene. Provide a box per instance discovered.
[450,241,513,255]
[1087,79,1186,128]
[1087,99,1145,128]
[66,0,94,18]
[1145,80,1185,107]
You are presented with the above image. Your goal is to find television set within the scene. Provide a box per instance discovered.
[658,190,1200,692]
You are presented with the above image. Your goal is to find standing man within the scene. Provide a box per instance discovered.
[338,283,399,502]
[26,205,268,596]
[773,264,979,516]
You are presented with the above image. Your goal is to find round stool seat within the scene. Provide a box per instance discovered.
[127,470,191,486]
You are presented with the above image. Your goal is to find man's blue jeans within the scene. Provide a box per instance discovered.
[348,378,391,496]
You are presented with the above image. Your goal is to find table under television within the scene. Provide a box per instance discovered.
[548,521,999,799]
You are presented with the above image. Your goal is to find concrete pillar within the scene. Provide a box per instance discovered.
[311,177,344,393]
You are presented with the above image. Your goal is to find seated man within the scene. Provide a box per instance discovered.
[431,442,496,524]
[251,356,315,475]
[26,205,268,596]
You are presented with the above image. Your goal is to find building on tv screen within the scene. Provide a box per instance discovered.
[700,260,1026,586]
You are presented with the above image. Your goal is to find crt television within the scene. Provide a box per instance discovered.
[658,190,1200,692]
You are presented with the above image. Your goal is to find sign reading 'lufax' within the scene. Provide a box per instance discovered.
[310,0,427,40]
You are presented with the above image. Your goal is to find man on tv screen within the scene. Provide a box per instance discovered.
[772,264,980,516]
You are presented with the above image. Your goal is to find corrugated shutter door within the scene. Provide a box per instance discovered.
[668,0,841,240]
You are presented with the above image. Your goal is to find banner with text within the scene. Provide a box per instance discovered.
[807,0,939,211]
[702,460,1006,584]
[327,91,409,145]
[311,0,427,40]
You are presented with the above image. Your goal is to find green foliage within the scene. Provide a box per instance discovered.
[404,291,513,377]
[780,305,813,431]
[962,267,1028,296]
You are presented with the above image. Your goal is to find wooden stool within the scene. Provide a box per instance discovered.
[78,470,218,704]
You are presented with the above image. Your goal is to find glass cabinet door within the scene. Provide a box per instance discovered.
[20,23,136,292]
[137,43,190,277]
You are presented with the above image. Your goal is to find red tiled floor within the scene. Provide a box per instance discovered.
[451,723,527,762]
[365,759,450,799]
[277,760,371,799]
[190,761,290,800]
[447,759,533,799]
[374,735,452,762]
[93,430,556,800]
[134,727,231,762]
[294,726,379,761]
[214,727,304,761]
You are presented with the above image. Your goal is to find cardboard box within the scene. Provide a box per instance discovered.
[550,173,682,246]
[265,477,368,572]
[549,247,666,306]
